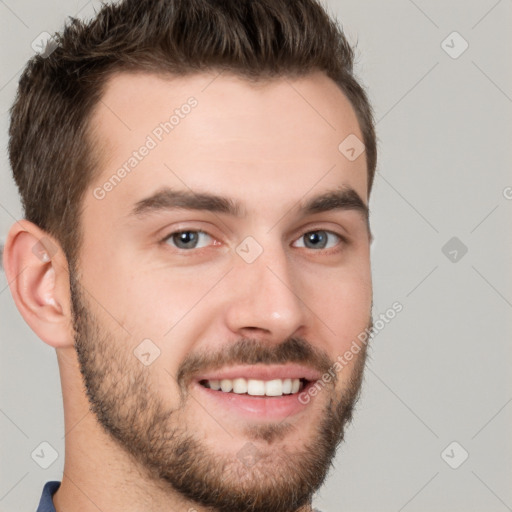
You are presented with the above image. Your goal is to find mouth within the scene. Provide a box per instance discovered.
[199,377,310,397]
[192,364,321,420]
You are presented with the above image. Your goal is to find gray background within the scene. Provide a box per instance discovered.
[1,1,511,511]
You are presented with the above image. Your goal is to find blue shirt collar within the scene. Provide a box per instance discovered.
[36,481,60,512]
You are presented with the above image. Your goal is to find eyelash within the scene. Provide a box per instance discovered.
[160,228,348,254]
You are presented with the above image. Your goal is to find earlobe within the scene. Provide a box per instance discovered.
[3,220,73,349]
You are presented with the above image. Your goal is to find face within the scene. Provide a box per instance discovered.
[72,71,372,512]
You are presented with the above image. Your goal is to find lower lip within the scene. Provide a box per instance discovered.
[193,381,316,421]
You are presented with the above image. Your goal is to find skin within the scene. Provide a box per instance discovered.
[3,70,372,512]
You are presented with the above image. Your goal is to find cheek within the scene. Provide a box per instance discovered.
[308,264,372,351]
[112,269,220,355]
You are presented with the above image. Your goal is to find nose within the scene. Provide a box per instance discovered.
[223,241,307,341]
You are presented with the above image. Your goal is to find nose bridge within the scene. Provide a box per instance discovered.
[225,236,306,337]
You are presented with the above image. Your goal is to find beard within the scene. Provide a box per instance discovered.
[69,270,370,512]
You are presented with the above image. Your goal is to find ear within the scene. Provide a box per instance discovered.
[2,220,74,348]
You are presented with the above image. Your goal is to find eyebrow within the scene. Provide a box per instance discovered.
[131,186,369,224]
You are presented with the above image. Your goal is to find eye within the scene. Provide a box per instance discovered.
[163,230,214,250]
[292,230,343,250]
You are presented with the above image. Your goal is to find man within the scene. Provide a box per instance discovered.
[3,0,377,510]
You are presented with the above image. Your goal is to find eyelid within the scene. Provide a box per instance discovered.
[291,229,347,250]
[158,221,220,241]
[291,223,350,244]
[160,228,219,249]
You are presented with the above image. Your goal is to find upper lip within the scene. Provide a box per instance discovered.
[194,364,322,383]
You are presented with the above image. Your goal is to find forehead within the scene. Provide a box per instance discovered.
[87,71,368,219]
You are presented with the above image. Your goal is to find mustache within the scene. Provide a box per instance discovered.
[176,336,335,390]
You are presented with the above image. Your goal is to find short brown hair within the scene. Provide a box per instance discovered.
[9,0,377,269]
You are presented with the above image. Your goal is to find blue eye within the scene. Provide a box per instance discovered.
[164,230,213,250]
[293,230,342,250]
[161,228,344,253]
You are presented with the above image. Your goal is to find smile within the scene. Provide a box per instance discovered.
[200,377,308,397]
[192,364,321,420]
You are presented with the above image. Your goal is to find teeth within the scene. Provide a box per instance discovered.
[202,377,304,396]
[220,379,233,392]
[248,379,265,396]
[282,378,292,394]
[233,378,248,394]
[209,379,221,391]
[264,379,282,396]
